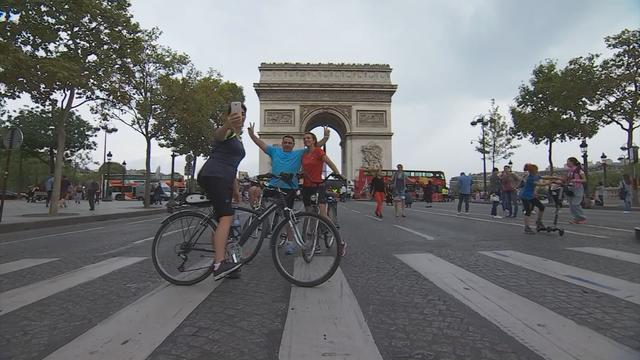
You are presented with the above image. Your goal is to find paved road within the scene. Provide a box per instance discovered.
[0,201,638,360]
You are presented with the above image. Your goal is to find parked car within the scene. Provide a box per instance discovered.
[0,190,20,199]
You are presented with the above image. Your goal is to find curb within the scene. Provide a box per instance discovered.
[0,208,167,234]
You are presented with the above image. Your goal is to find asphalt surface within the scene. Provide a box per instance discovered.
[0,200,639,360]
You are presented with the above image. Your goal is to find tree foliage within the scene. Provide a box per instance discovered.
[0,107,98,173]
[475,99,520,170]
[1,0,141,214]
[94,27,190,207]
[510,60,599,173]
[155,70,245,157]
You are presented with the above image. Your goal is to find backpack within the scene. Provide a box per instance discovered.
[619,183,628,200]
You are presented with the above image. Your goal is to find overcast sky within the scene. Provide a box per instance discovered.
[36,1,640,180]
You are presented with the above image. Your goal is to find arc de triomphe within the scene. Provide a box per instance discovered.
[254,63,397,180]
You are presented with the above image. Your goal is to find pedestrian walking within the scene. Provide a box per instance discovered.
[500,165,520,218]
[424,180,433,203]
[457,172,472,214]
[564,157,587,224]
[59,175,70,208]
[489,167,502,218]
[391,164,407,217]
[619,174,632,214]
[44,174,54,207]
[73,185,82,204]
[370,170,386,218]
[87,180,99,211]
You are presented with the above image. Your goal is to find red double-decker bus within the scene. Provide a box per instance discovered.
[353,168,446,201]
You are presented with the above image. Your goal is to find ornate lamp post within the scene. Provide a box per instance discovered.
[170,152,177,201]
[103,151,113,201]
[579,140,589,207]
[121,160,127,200]
[600,153,607,187]
[471,115,491,198]
[508,160,513,168]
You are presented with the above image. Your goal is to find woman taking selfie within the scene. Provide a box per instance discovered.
[197,102,246,279]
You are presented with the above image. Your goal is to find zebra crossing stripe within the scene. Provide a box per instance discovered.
[43,273,220,360]
[279,258,383,360]
[396,253,640,360]
[0,257,146,316]
[480,250,640,305]
[567,247,640,265]
[0,258,60,275]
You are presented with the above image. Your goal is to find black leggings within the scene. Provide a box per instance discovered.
[522,198,544,216]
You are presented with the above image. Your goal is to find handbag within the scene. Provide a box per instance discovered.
[490,193,500,202]
[564,185,574,197]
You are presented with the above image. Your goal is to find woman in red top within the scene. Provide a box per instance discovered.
[301,132,341,220]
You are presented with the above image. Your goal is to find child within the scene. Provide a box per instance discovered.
[519,163,561,234]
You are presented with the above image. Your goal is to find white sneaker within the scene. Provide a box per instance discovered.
[457,212,461,215]
[623,211,631,214]
[492,215,503,219]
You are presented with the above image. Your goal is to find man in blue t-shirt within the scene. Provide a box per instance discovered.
[457,172,473,214]
[247,123,328,208]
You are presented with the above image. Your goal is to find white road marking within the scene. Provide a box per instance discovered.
[133,237,154,244]
[127,217,164,224]
[408,209,609,239]
[393,225,435,240]
[480,250,640,305]
[0,258,60,275]
[0,227,106,246]
[567,247,640,265]
[351,209,361,213]
[279,259,383,360]
[44,268,219,360]
[364,215,382,222]
[396,253,640,360]
[0,257,146,315]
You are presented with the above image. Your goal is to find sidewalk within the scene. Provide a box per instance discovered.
[0,199,167,233]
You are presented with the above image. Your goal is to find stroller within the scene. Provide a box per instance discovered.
[537,184,565,236]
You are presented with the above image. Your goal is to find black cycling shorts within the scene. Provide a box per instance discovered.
[522,198,544,216]
[302,185,326,207]
[263,188,297,209]
[197,175,234,219]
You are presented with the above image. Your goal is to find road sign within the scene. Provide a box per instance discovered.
[2,128,23,150]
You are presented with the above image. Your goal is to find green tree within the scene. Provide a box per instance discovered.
[1,107,98,173]
[475,99,520,170]
[155,70,245,157]
[95,28,190,208]
[510,60,598,173]
[1,0,141,214]
[595,29,640,205]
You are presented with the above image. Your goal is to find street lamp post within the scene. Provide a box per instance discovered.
[170,152,177,201]
[471,115,491,198]
[94,124,117,202]
[600,153,607,187]
[121,160,126,201]
[508,160,513,168]
[579,139,589,208]
[103,151,113,201]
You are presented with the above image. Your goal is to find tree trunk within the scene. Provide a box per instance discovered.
[144,137,151,208]
[628,129,639,206]
[547,140,554,175]
[49,89,75,215]
[48,147,55,174]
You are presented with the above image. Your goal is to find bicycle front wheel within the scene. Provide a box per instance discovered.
[271,212,342,287]
[152,210,215,285]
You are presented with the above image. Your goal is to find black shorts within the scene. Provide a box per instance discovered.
[302,186,326,207]
[197,175,234,219]
[264,188,297,209]
[522,198,544,216]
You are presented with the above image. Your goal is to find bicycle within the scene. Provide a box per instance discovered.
[304,173,345,249]
[153,173,344,287]
[152,194,263,286]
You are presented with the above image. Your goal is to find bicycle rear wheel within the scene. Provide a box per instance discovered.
[152,210,215,285]
[271,212,342,287]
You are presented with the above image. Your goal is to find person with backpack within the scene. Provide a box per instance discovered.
[619,174,632,214]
